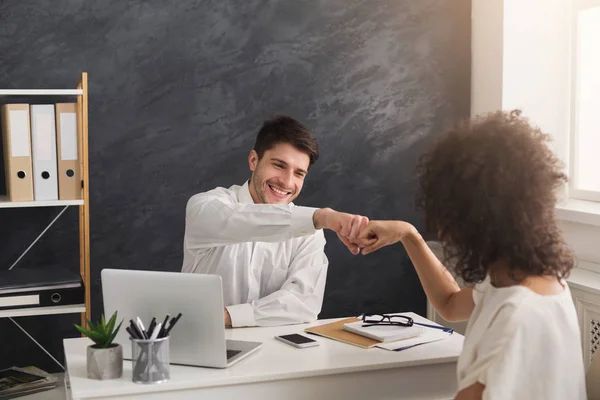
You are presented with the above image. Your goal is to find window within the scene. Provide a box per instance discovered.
[570,0,600,202]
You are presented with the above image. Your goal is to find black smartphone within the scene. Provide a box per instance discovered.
[274,333,319,348]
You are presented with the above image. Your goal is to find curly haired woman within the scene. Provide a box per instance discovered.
[357,111,586,399]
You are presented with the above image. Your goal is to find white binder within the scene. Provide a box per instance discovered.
[30,105,59,201]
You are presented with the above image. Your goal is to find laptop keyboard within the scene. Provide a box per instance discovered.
[227,349,242,360]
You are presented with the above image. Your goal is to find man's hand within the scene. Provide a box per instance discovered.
[313,208,369,255]
[356,220,416,255]
[224,308,232,327]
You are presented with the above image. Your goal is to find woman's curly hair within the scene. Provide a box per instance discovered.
[416,110,574,284]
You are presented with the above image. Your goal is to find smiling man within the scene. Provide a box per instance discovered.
[182,115,368,327]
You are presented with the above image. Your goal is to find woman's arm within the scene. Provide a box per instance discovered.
[455,383,484,400]
[359,221,474,322]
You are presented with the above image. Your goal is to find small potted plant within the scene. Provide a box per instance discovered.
[74,311,124,380]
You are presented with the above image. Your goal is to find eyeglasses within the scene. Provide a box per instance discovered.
[361,314,414,327]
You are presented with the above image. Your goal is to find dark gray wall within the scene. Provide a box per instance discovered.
[0,0,470,372]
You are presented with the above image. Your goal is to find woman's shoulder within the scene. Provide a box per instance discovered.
[472,275,533,308]
[476,279,575,336]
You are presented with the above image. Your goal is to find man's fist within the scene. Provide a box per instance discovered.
[313,208,369,255]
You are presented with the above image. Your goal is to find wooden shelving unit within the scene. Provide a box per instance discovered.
[0,72,91,325]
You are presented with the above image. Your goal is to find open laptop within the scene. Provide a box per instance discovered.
[101,269,262,368]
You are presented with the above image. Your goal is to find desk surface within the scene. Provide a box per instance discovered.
[64,312,464,399]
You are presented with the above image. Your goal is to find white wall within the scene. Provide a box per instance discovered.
[471,0,600,268]
[502,0,571,165]
[471,0,504,115]
[472,0,570,161]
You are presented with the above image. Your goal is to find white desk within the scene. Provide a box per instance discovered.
[63,313,463,400]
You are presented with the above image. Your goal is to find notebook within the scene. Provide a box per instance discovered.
[376,327,453,351]
[343,320,423,343]
[305,318,381,349]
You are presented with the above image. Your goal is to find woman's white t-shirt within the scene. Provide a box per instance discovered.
[456,276,586,399]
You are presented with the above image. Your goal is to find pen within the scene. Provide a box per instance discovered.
[163,313,182,337]
[125,326,139,340]
[136,317,147,339]
[413,321,454,333]
[158,314,171,338]
[147,317,157,337]
[150,323,162,340]
[129,319,144,339]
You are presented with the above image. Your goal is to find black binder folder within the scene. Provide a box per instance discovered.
[0,268,84,309]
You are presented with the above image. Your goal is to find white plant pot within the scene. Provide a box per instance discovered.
[86,343,123,380]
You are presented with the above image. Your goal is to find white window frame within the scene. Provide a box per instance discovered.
[569,0,600,202]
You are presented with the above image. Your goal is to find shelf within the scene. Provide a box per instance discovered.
[0,304,85,318]
[0,196,83,208]
[0,89,83,96]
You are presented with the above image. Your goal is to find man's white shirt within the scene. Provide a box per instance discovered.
[182,181,328,327]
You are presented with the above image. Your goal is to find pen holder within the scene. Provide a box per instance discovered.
[130,336,170,384]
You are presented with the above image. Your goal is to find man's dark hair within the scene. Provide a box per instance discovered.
[416,110,573,284]
[253,115,319,165]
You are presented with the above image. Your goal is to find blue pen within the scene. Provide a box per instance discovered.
[413,321,454,334]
